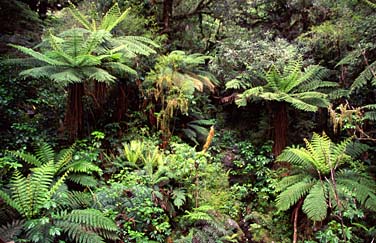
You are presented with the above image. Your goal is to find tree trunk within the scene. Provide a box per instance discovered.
[293,199,304,243]
[272,102,288,156]
[38,0,48,19]
[64,83,84,140]
[162,0,173,32]
[115,81,128,122]
[28,0,38,11]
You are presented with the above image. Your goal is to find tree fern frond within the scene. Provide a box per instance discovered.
[328,89,350,99]
[344,141,369,158]
[82,30,111,54]
[68,4,92,30]
[284,95,319,112]
[364,111,376,121]
[114,36,157,56]
[298,80,338,93]
[302,182,328,221]
[350,60,376,92]
[9,44,65,65]
[19,66,64,80]
[362,104,376,110]
[276,181,314,211]
[277,147,315,168]
[100,4,129,32]
[276,173,313,192]
[281,58,304,92]
[50,68,83,83]
[86,67,116,83]
[101,62,137,76]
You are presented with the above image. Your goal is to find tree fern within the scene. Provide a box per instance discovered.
[276,133,376,223]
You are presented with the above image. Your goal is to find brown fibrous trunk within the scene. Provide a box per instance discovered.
[272,102,288,156]
[115,82,128,122]
[64,83,84,140]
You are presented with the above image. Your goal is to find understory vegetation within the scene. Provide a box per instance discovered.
[0,0,375,242]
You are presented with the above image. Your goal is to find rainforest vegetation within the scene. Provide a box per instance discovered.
[1,0,376,242]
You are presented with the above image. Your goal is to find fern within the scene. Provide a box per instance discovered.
[302,182,328,221]
[276,180,314,211]
[350,60,376,92]
[0,220,24,242]
[56,209,118,243]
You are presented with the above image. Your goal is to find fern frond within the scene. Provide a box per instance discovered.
[363,0,376,9]
[50,68,83,83]
[68,4,92,30]
[62,208,118,233]
[0,220,24,242]
[6,150,41,166]
[114,36,157,56]
[35,142,55,164]
[68,174,98,187]
[337,169,376,208]
[101,61,137,76]
[350,60,376,92]
[364,111,376,121]
[0,189,22,216]
[100,4,129,32]
[10,171,31,217]
[9,44,65,65]
[48,170,71,199]
[55,145,75,172]
[283,95,318,112]
[302,182,328,221]
[277,147,315,168]
[276,173,312,192]
[30,161,55,215]
[276,180,314,211]
[63,160,102,174]
[57,191,94,210]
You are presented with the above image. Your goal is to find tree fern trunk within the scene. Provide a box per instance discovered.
[93,81,108,121]
[114,81,128,122]
[162,0,173,32]
[64,83,84,140]
[272,102,288,156]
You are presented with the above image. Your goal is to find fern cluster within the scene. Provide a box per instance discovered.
[0,143,116,243]
[275,133,376,222]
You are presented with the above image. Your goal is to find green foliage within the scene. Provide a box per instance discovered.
[145,50,217,142]
[276,133,376,222]
[233,58,336,112]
